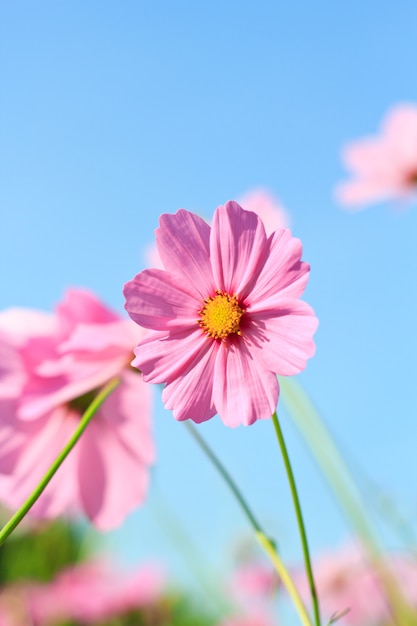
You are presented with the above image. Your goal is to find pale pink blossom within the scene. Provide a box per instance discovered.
[292,544,417,625]
[336,104,417,209]
[124,201,317,427]
[27,559,165,624]
[0,288,154,530]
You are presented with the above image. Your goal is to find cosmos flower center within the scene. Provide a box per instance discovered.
[198,291,244,339]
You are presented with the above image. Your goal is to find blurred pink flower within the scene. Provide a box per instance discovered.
[124,201,317,427]
[0,288,154,530]
[336,104,417,209]
[292,544,417,625]
[230,562,278,603]
[237,188,289,233]
[27,559,165,624]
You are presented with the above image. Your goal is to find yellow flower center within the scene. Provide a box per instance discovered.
[198,291,244,340]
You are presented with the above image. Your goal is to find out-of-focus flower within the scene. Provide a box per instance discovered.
[336,104,417,209]
[27,559,165,624]
[0,288,154,530]
[0,560,165,625]
[230,562,278,603]
[124,201,317,427]
[144,188,289,269]
[292,544,417,625]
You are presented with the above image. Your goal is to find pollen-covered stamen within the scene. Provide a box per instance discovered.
[198,291,245,339]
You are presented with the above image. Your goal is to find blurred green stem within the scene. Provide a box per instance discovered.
[185,421,314,626]
[272,411,321,626]
[0,377,121,547]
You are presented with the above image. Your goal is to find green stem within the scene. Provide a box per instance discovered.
[272,411,321,626]
[185,421,314,626]
[0,377,121,547]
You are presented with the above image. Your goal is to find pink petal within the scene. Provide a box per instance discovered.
[78,418,150,530]
[132,327,210,385]
[335,178,402,208]
[59,319,141,354]
[213,341,278,426]
[161,338,218,422]
[0,308,56,346]
[0,409,79,517]
[156,210,215,298]
[56,288,119,332]
[248,229,310,304]
[0,337,26,396]
[384,104,417,137]
[18,356,128,420]
[124,268,202,330]
[246,301,318,375]
[210,202,269,297]
[98,370,154,465]
[342,138,395,177]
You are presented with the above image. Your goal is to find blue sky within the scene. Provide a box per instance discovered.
[1,0,417,601]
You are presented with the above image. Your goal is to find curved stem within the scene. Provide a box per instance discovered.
[0,377,121,547]
[272,411,321,626]
[185,421,314,626]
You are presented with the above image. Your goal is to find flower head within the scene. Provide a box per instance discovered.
[124,201,317,427]
[336,103,417,209]
[0,288,154,529]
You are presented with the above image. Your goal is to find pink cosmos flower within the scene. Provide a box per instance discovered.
[124,201,317,427]
[0,288,154,530]
[336,104,417,209]
[26,559,165,624]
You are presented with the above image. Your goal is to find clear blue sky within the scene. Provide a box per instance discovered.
[1,0,417,599]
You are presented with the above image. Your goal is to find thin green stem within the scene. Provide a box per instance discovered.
[272,411,321,626]
[185,421,314,626]
[0,377,121,547]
